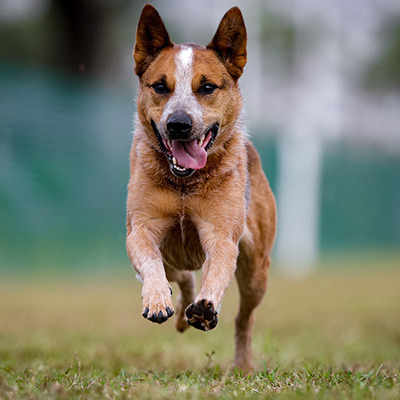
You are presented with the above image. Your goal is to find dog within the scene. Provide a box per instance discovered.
[126,4,276,372]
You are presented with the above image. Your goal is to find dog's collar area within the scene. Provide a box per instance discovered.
[151,120,219,178]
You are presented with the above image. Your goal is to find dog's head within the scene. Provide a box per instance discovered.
[134,4,247,177]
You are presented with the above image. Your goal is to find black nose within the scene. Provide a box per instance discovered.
[167,110,192,139]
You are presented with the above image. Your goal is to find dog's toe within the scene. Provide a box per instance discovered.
[144,307,174,324]
[185,299,218,331]
[142,307,149,318]
[142,297,174,324]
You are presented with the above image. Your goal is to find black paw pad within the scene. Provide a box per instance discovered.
[185,299,218,331]
[185,304,194,319]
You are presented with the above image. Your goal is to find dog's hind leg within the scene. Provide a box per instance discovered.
[165,266,196,332]
[234,250,270,373]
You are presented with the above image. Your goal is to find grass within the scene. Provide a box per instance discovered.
[0,259,399,399]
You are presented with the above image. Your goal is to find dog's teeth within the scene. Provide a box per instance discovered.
[167,140,172,149]
[198,134,205,147]
[171,156,188,172]
[173,163,187,172]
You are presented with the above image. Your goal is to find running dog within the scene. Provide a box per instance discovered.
[126,4,276,372]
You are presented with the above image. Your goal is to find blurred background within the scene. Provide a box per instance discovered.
[1,0,399,277]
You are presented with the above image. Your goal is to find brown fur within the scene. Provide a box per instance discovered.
[126,4,276,372]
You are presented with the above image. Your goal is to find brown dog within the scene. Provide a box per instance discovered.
[126,4,276,372]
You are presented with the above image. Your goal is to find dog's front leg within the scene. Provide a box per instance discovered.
[185,216,242,331]
[126,217,174,324]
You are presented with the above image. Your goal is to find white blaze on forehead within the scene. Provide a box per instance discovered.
[177,47,193,70]
[174,46,194,99]
[160,46,203,131]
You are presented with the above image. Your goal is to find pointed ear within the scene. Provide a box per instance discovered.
[134,4,173,77]
[207,7,247,80]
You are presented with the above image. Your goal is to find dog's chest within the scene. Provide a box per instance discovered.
[160,216,205,271]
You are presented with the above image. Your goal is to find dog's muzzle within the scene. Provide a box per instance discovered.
[151,120,219,178]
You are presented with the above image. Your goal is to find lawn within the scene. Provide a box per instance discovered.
[0,258,399,399]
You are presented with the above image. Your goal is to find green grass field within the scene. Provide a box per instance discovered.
[1,259,399,399]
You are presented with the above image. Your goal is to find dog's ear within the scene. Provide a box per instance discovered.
[207,7,247,80]
[134,4,173,77]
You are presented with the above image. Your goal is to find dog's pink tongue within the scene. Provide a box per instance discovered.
[171,140,207,169]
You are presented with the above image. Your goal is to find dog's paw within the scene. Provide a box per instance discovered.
[142,283,174,324]
[185,299,218,331]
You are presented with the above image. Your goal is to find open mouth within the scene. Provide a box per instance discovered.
[151,120,219,177]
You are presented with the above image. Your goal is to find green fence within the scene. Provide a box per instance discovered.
[0,64,132,272]
[321,143,400,251]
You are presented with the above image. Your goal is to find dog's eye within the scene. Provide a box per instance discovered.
[151,82,170,94]
[198,83,218,95]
